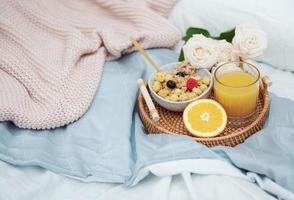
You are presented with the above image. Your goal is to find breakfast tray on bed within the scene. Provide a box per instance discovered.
[138,77,271,147]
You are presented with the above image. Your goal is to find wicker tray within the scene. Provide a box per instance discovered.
[138,77,270,147]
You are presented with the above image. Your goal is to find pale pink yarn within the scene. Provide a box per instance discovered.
[0,0,180,129]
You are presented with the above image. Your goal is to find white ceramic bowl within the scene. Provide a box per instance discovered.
[148,62,213,112]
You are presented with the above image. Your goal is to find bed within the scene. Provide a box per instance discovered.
[1,0,294,199]
[1,60,294,200]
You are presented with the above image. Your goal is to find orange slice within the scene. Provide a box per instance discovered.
[183,99,227,137]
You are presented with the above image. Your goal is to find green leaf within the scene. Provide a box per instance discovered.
[216,28,235,42]
[178,49,184,61]
[182,27,211,42]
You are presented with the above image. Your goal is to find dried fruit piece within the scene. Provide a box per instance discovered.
[166,80,176,89]
[200,84,208,91]
[152,81,162,92]
[169,94,179,101]
[158,89,169,98]
[155,72,165,82]
[176,72,186,77]
[186,78,199,91]
[192,88,202,95]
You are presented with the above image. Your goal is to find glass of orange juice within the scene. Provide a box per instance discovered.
[213,61,260,120]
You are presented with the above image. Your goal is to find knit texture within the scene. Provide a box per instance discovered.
[0,0,180,129]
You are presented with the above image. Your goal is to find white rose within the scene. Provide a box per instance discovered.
[215,40,239,66]
[232,23,267,60]
[183,34,218,69]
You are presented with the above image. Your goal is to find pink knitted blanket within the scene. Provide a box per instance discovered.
[0,0,180,129]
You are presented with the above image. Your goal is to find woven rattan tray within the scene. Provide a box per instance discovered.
[138,77,270,147]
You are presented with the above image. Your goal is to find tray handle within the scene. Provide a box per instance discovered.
[260,76,272,92]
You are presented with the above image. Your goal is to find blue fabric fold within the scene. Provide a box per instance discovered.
[0,49,293,192]
[214,94,294,192]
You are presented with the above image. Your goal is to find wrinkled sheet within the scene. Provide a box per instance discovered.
[0,50,294,200]
[0,159,278,200]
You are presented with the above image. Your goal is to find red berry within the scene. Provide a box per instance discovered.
[186,78,199,91]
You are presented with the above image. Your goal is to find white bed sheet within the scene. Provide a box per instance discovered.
[0,159,277,200]
[1,62,294,200]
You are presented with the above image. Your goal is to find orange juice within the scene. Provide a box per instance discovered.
[214,71,259,117]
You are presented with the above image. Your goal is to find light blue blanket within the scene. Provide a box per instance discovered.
[0,49,293,192]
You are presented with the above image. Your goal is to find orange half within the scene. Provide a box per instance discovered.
[183,99,227,137]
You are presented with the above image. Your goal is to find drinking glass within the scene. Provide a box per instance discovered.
[213,61,260,119]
